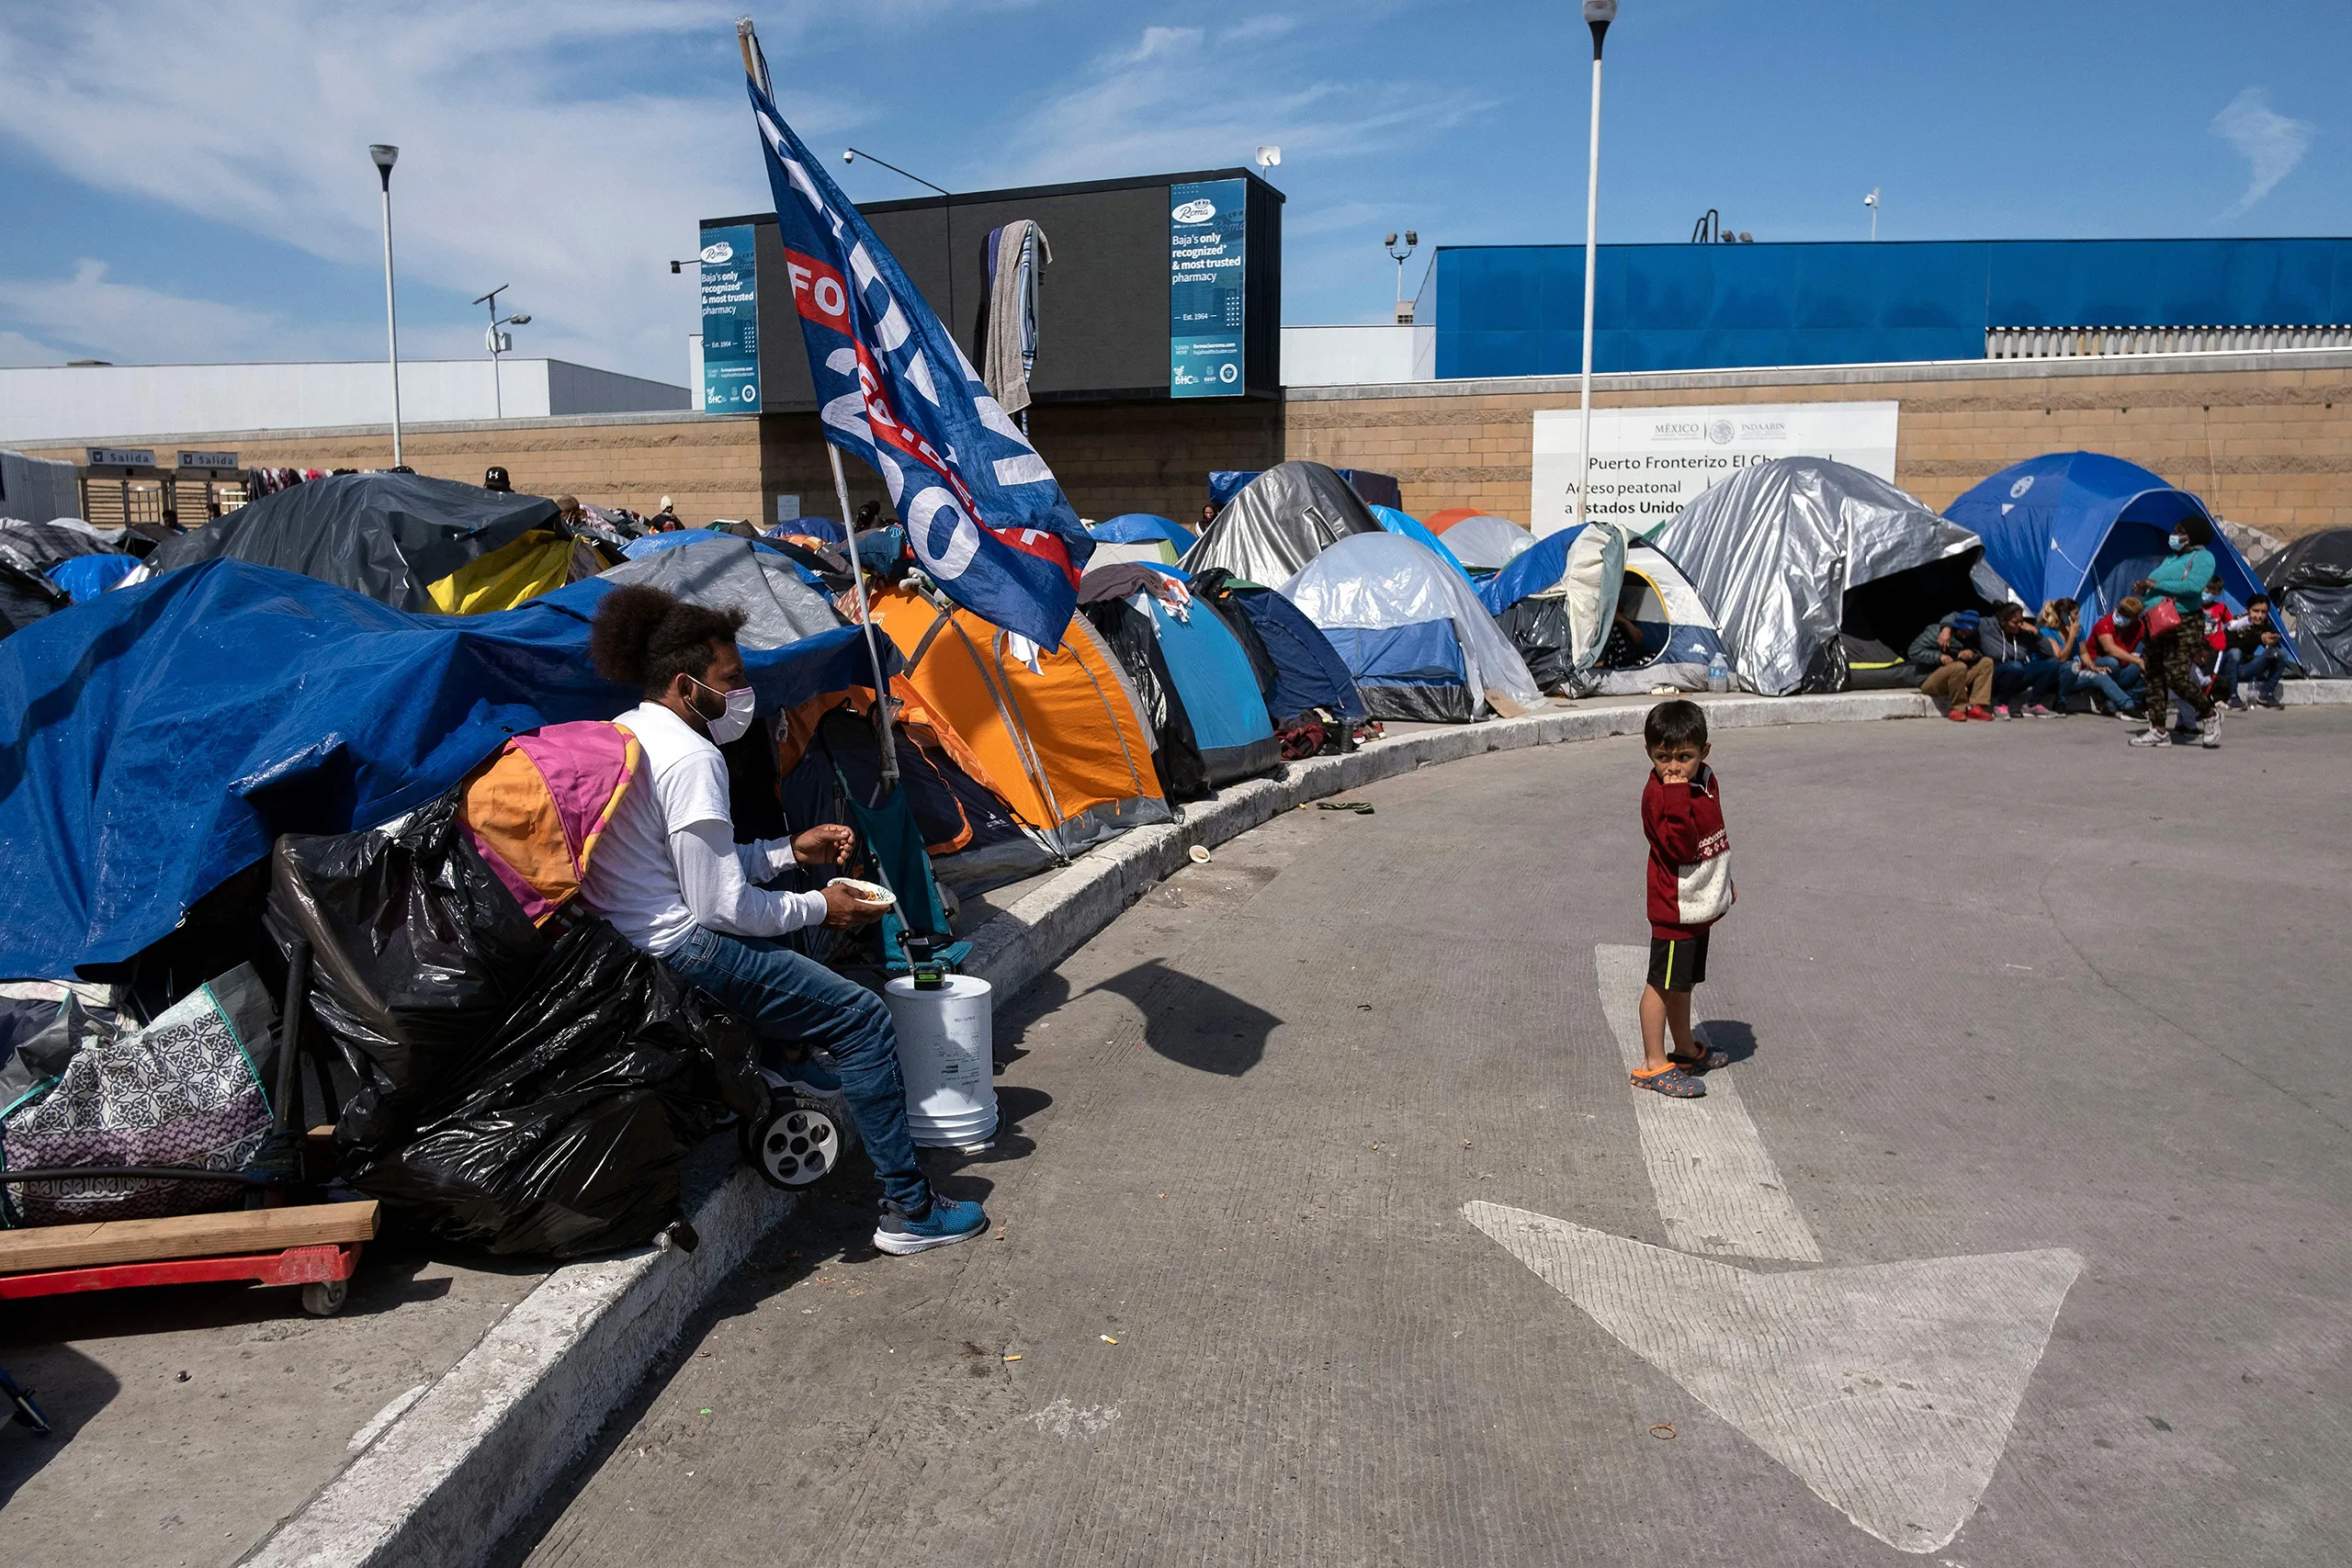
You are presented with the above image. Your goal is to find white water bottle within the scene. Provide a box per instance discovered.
[1706,649,1730,694]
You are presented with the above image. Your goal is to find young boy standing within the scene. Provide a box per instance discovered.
[1634,701,1735,1099]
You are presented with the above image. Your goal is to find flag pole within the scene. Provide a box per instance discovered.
[741,17,899,791]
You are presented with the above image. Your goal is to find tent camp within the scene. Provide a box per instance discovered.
[1602,542,1732,694]
[0,559,880,980]
[1080,569,1279,796]
[1367,506,1474,581]
[1209,467,1400,511]
[1190,568,1365,727]
[1649,457,1999,696]
[868,587,1170,857]
[1085,513,1197,569]
[1946,453,2276,634]
[597,536,841,649]
[1185,462,1385,585]
[1477,522,1626,694]
[147,471,590,614]
[2260,528,2352,677]
[1429,513,1534,572]
[1281,532,1543,721]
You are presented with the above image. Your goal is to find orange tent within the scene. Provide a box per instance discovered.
[866,588,1170,854]
[1425,506,1510,534]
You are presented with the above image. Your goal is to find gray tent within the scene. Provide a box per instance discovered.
[1182,461,1382,585]
[1648,457,2000,696]
[597,536,841,649]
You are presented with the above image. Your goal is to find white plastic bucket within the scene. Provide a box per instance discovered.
[884,974,997,1148]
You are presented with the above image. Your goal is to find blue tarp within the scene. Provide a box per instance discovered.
[0,559,883,979]
[1946,452,2283,648]
[1368,507,1473,582]
[1091,513,1198,553]
[46,554,142,603]
[770,514,845,543]
[1478,525,1589,615]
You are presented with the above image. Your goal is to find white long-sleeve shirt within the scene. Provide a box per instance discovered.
[577,701,828,956]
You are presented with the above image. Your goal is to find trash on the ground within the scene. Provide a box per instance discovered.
[1003,1354,1022,1361]
[1317,800,1374,814]
[1187,844,1212,864]
[1651,1424,1676,1439]
[1100,1334,1119,1344]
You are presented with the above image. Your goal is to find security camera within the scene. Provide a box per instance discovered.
[842,149,854,164]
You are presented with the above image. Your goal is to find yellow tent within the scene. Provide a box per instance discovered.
[425,529,596,614]
[867,588,1170,853]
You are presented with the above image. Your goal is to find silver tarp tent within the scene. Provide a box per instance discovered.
[1647,457,1996,696]
[0,450,82,527]
[597,536,842,649]
[1182,461,1382,586]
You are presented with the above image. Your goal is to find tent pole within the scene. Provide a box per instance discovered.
[829,443,899,791]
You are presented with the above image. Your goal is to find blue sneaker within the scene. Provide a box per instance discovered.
[873,1195,989,1256]
[779,1055,842,1096]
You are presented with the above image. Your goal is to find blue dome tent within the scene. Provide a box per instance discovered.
[1947,453,2276,638]
[1091,513,1198,553]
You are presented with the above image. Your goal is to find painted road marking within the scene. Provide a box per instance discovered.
[1595,943,1822,1261]
[1466,1201,2082,1556]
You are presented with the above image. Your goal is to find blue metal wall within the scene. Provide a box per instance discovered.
[1431,239,2352,379]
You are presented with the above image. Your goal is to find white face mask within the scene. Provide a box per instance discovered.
[688,676,757,745]
[2169,533,2188,551]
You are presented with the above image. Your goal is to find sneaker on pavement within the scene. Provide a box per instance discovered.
[1993,704,2013,720]
[1945,707,1971,723]
[2259,693,2285,709]
[873,1195,989,1256]
[1966,705,1996,721]
[2023,703,2057,717]
[2118,708,2149,723]
[2128,726,2168,747]
[2200,709,2222,749]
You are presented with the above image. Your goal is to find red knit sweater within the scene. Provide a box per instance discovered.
[1642,764,1735,940]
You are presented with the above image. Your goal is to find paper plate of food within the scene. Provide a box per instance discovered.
[828,876,897,909]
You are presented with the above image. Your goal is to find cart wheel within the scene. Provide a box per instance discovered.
[300,1279,350,1317]
[740,1099,842,1190]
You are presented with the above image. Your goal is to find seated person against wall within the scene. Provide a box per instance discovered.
[2083,596,2150,719]
[1983,603,2062,717]
[576,584,988,1257]
[2218,592,2288,709]
[2041,598,2132,715]
[1908,610,1995,721]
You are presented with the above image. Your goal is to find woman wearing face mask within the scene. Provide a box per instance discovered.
[577,584,988,1256]
[2128,515,2222,750]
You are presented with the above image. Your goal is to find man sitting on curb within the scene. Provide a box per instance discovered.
[2218,592,2288,710]
[1910,611,1995,721]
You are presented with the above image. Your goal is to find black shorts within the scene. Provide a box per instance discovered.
[1647,931,1710,993]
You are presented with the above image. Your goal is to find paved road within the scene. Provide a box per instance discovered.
[505,708,2352,1567]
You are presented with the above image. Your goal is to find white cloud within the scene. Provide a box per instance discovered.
[0,1,874,382]
[2211,87,2313,218]
[999,24,1481,186]
[1219,16,1299,45]
[0,260,349,363]
[0,329,64,368]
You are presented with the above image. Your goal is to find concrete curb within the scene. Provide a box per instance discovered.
[252,681,2352,1567]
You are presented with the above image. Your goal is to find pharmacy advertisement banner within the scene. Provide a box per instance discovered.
[1169,178,1247,398]
[698,225,762,413]
[1530,401,1899,535]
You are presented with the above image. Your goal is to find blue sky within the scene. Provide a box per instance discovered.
[0,0,2344,386]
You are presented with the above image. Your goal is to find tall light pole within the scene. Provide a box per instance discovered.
[1385,230,1419,322]
[1572,1,1615,533]
[369,144,403,467]
[471,284,532,420]
[1864,186,1881,242]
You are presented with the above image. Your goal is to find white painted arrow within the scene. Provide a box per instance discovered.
[1454,946,2086,1554]
[1466,1202,2080,1556]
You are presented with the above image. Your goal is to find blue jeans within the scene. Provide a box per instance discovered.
[2219,644,2285,702]
[2059,659,2137,713]
[666,927,931,1215]
[1995,657,2063,706]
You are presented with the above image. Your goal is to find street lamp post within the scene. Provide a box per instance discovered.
[1385,231,1419,323]
[1572,1,1615,532]
[369,144,403,468]
[471,284,532,420]
[1864,186,1881,242]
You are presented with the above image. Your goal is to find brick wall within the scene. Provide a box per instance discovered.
[756,396,1284,529]
[23,412,765,527]
[1284,353,2352,542]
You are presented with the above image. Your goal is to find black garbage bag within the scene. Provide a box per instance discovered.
[266,790,552,1150]
[345,917,763,1258]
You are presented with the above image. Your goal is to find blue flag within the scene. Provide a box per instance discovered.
[744,73,1092,649]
